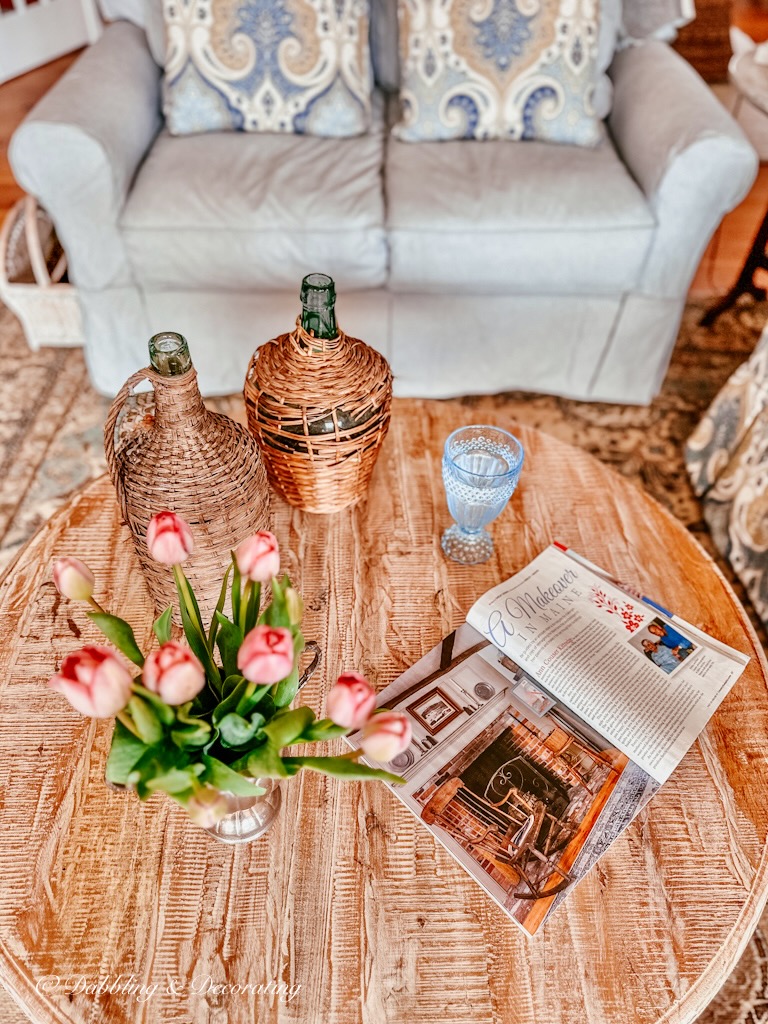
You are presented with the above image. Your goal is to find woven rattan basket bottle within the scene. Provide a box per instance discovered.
[244,273,393,513]
[105,332,271,620]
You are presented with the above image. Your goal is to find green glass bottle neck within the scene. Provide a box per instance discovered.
[299,273,337,341]
[149,332,193,376]
[300,304,337,340]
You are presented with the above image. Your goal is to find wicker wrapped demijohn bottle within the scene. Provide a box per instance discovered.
[105,332,271,619]
[244,273,393,513]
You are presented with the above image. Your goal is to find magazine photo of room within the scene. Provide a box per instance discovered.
[410,666,628,931]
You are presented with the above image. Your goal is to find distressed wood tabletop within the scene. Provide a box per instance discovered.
[1,399,767,1024]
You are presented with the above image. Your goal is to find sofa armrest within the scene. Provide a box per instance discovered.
[608,41,758,298]
[9,21,162,290]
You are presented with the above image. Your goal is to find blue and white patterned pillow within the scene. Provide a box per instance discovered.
[162,0,373,136]
[394,0,604,145]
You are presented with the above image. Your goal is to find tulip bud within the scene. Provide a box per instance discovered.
[143,641,205,705]
[237,625,294,685]
[326,672,377,730]
[48,646,133,718]
[285,587,304,625]
[187,787,231,829]
[235,531,280,583]
[52,557,95,601]
[360,712,412,762]
[146,511,194,565]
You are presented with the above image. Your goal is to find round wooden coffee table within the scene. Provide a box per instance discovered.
[1,399,767,1024]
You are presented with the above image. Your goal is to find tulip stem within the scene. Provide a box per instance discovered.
[337,748,363,761]
[87,596,107,615]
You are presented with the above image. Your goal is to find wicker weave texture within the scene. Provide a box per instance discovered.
[105,366,271,620]
[244,321,393,513]
[0,197,82,350]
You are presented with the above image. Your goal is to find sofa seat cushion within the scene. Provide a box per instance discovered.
[121,115,387,291]
[386,135,656,294]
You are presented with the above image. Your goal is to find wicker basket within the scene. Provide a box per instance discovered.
[0,196,82,349]
[244,320,393,514]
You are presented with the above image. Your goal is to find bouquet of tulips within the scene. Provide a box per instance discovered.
[48,511,411,829]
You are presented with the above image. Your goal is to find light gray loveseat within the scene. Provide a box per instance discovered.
[9,0,758,403]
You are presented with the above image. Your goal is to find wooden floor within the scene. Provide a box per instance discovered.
[1,43,768,299]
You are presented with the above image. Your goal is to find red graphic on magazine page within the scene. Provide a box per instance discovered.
[589,585,643,632]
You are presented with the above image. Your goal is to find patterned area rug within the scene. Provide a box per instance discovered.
[1,298,767,1021]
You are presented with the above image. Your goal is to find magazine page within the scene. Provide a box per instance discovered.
[349,623,659,938]
[466,545,750,784]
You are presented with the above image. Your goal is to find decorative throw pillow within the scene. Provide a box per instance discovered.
[393,0,604,145]
[162,0,373,137]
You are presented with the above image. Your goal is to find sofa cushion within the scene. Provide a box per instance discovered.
[386,133,655,293]
[120,107,387,291]
[161,0,373,137]
[393,0,607,144]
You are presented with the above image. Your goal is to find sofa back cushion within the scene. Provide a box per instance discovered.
[160,0,373,136]
[392,0,610,144]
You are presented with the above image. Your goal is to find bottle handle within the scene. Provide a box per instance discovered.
[103,368,154,523]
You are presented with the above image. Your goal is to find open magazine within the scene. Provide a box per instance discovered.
[349,543,750,937]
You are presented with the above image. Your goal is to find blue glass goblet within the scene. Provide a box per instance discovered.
[441,425,524,565]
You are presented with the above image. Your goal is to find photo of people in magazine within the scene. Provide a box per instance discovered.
[628,617,696,675]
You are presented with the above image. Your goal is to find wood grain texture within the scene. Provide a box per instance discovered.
[1,400,767,1024]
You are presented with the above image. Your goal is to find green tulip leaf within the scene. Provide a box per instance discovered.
[299,718,349,742]
[261,577,291,629]
[244,581,261,635]
[128,694,164,745]
[202,755,266,796]
[271,664,300,709]
[218,712,264,748]
[124,747,172,799]
[170,722,212,749]
[221,674,245,700]
[215,613,244,681]
[253,693,276,721]
[235,683,270,718]
[208,563,232,649]
[283,755,405,785]
[242,743,292,779]
[152,606,173,646]
[105,720,150,786]
[231,555,242,627]
[145,766,201,795]
[130,683,175,726]
[262,706,314,748]
[87,612,145,667]
[212,678,250,725]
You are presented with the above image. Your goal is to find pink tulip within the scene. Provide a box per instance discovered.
[146,511,194,565]
[238,625,294,684]
[360,712,412,762]
[235,531,280,583]
[143,641,205,705]
[326,672,377,730]
[187,787,230,828]
[48,646,133,718]
[52,557,95,601]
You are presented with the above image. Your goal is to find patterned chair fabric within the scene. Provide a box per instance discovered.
[685,330,768,628]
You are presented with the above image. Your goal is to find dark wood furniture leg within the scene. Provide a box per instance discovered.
[701,203,768,325]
